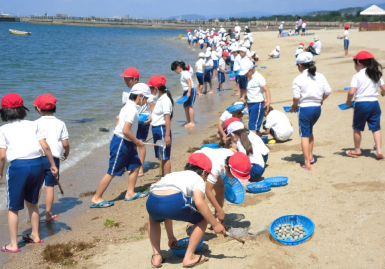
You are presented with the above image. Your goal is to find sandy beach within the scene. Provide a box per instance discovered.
[2,28,385,269]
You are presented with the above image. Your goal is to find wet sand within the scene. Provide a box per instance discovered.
[3,28,385,268]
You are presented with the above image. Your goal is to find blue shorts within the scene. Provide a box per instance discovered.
[263,154,268,164]
[183,87,197,108]
[107,135,142,176]
[298,106,321,137]
[7,157,44,210]
[137,123,150,141]
[200,43,204,49]
[248,102,265,131]
[146,192,204,224]
[235,74,240,83]
[213,60,219,69]
[230,61,234,71]
[249,163,265,181]
[152,125,172,160]
[302,28,306,33]
[218,71,225,84]
[43,156,60,186]
[344,39,350,50]
[353,101,381,132]
[279,29,283,34]
[238,75,248,89]
[295,28,299,33]
[196,72,204,85]
[204,71,212,82]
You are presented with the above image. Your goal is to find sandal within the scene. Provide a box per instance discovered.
[310,158,315,164]
[346,150,361,158]
[22,234,44,244]
[1,244,21,253]
[151,254,164,268]
[302,166,311,171]
[376,155,385,160]
[45,214,59,222]
[183,255,209,268]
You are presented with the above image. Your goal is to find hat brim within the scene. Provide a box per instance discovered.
[230,168,250,180]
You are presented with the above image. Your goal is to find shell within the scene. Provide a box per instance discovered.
[278,233,282,236]
[294,232,299,236]
[294,235,298,240]
[299,234,304,239]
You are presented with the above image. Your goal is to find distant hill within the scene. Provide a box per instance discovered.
[167,14,207,20]
[210,11,272,19]
[308,6,364,16]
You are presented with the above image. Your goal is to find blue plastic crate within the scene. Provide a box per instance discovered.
[246,182,271,193]
[264,176,288,187]
[176,95,189,105]
[138,114,149,124]
[261,136,268,143]
[270,214,315,245]
[226,104,245,113]
[170,237,204,257]
[223,176,245,204]
[338,101,355,110]
[344,87,350,90]
[283,106,298,113]
[201,143,220,149]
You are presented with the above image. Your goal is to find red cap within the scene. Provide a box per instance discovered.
[299,42,304,46]
[225,41,229,46]
[1,93,24,109]
[344,24,350,29]
[188,153,212,174]
[187,64,191,70]
[147,75,166,87]
[33,94,57,110]
[120,67,140,78]
[353,51,374,60]
[224,117,241,131]
[186,29,191,32]
[304,20,307,22]
[214,33,218,36]
[210,35,213,38]
[229,152,251,180]
[222,52,230,57]
[309,42,314,46]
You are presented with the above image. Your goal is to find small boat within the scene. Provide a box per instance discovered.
[9,29,31,36]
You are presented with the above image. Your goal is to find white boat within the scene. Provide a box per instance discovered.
[9,29,31,35]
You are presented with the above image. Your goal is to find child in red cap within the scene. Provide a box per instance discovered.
[148,75,174,176]
[346,51,385,160]
[0,93,58,252]
[34,94,70,222]
[339,25,350,57]
[217,105,244,143]
[147,153,226,268]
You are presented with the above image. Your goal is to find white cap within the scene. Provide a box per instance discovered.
[314,36,319,41]
[227,121,245,136]
[298,45,304,48]
[206,47,212,51]
[250,51,255,56]
[276,46,280,51]
[231,38,236,42]
[245,26,248,28]
[205,52,211,57]
[296,52,313,65]
[239,59,254,75]
[282,21,284,24]
[237,47,247,52]
[198,52,205,58]
[243,44,250,48]
[131,83,152,98]
[220,41,225,45]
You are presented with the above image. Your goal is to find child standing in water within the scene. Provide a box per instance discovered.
[195,52,205,96]
[171,61,196,127]
[345,51,385,160]
[217,51,229,92]
[148,75,174,176]
[34,94,70,222]
[0,93,58,252]
[203,52,214,94]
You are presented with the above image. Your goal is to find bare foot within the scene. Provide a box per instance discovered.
[209,91,214,94]
[184,123,195,127]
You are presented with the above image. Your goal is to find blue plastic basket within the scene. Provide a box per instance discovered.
[264,176,288,187]
[205,67,212,71]
[261,136,268,143]
[226,104,245,113]
[176,95,189,105]
[261,66,267,69]
[229,73,238,78]
[201,143,220,149]
[270,214,315,245]
[254,65,258,68]
[344,87,350,90]
[226,70,233,74]
[274,56,280,59]
[338,101,355,110]
[282,32,288,37]
[223,176,245,204]
[283,106,298,113]
[138,114,149,124]
[170,237,204,257]
[246,182,271,193]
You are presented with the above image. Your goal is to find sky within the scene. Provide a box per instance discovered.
[0,0,383,18]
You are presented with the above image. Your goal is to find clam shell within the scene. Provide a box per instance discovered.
[294,235,298,240]
[299,234,304,239]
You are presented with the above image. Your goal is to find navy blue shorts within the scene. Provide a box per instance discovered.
[218,72,225,84]
[7,157,44,210]
[200,43,204,49]
[213,60,218,69]
[263,154,268,164]
[146,192,204,224]
[279,29,283,34]
[295,29,299,33]
[248,102,265,131]
[298,106,321,137]
[353,101,381,132]
[249,163,265,181]
[238,75,248,89]
[183,87,197,108]
[344,39,350,50]
[302,28,306,33]
[137,123,150,141]
[204,71,212,82]
[152,125,172,160]
[196,72,204,85]
[43,156,60,186]
[107,135,142,176]
[230,61,234,71]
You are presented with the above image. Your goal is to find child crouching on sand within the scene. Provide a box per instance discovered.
[0,93,58,252]
[91,83,152,208]
[217,102,245,142]
[261,106,293,143]
[146,153,226,268]
[34,94,70,222]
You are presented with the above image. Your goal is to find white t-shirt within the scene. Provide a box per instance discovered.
[295,48,304,56]
[35,116,69,158]
[234,54,242,71]
[180,70,194,91]
[351,68,384,102]
[0,120,45,162]
[204,59,213,72]
[114,100,139,141]
[122,89,154,114]
[195,148,234,185]
[292,70,332,107]
[198,39,204,44]
[218,58,226,72]
[302,23,306,29]
[219,111,232,122]
[150,170,205,197]
[279,24,283,30]
[151,94,172,126]
[344,30,349,40]
[195,59,205,74]
[264,110,293,141]
[270,49,280,57]
[247,71,267,103]
[211,51,218,61]
[313,41,322,54]
[236,131,268,167]
[235,26,241,34]
[217,47,223,58]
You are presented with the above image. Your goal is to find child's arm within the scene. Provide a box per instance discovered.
[145,102,155,125]
[122,122,144,148]
[186,78,192,98]
[39,140,58,178]
[0,148,5,180]
[217,120,226,142]
[262,85,271,110]
[346,87,356,106]
[290,98,300,112]
[205,181,225,221]
[164,114,171,147]
[194,190,226,234]
[380,85,385,97]
[62,139,70,159]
